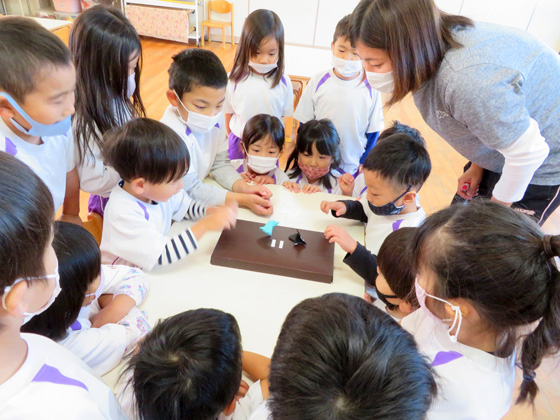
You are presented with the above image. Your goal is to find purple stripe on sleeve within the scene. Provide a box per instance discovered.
[137,202,150,221]
[185,127,192,136]
[5,138,17,156]
[360,186,368,196]
[70,320,82,331]
[272,174,276,184]
[236,163,244,173]
[363,78,373,99]
[215,122,220,128]
[281,75,287,86]
[315,73,331,93]
[431,351,463,367]
[234,83,238,92]
[296,174,303,183]
[392,219,404,231]
[32,364,88,391]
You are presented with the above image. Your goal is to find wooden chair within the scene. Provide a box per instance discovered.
[201,0,234,49]
[82,212,103,246]
[286,75,309,142]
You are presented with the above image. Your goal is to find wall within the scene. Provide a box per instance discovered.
[207,0,560,51]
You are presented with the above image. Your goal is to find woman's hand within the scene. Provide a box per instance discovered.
[456,163,483,200]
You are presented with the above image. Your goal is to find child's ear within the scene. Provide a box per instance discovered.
[130,178,145,194]
[444,297,471,319]
[0,97,16,119]
[402,190,417,205]
[331,41,335,53]
[166,90,179,107]
[399,300,415,314]
[2,281,30,318]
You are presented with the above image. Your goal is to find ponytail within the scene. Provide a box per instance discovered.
[517,235,560,405]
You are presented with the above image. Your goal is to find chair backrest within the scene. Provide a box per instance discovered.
[209,0,232,14]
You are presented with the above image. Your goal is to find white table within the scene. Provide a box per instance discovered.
[103,184,365,389]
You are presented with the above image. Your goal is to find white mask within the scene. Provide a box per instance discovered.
[174,90,222,134]
[127,72,136,97]
[2,264,62,324]
[246,153,278,174]
[85,269,105,302]
[366,70,394,93]
[331,55,362,77]
[249,60,278,74]
[415,279,463,343]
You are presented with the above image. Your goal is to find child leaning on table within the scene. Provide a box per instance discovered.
[117,308,270,420]
[248,293,436,420]
[100,118,237,271]
[322,130,431,290]
[161,48,273,215]
[22,222,149,377]
[231,114,290,186]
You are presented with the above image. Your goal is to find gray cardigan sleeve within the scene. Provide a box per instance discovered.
[211,150,242,191]
[183,172,227,206]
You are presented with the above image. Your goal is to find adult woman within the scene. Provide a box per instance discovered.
[350,0,560,224]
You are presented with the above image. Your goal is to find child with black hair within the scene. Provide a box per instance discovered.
[368,227,419,321]
[117,309,269,420]
[231,114,289,186]
[406,200,560,419]
[294,15,384,176]
[100,118,237,271]
[249,293,437,420]
[0,17,80,223]
[340,121,425,197]
[0,152,126,419]
[322,129,431,291]
[225,9,293,161]
[162,48,273,216]
[283,119,343,194]
[22,222,149,376]
[71,5,146,215]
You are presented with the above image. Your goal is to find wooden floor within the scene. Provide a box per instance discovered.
[76,37,560,419]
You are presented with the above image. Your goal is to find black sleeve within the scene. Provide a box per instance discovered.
[343,242,378,286]
[331,200,368,223]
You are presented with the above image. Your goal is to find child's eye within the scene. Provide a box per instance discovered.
[195,105,206,110]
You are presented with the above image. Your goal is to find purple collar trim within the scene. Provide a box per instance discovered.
[137,201,150,221]
[32,364,88,391]
[315,73,331,93]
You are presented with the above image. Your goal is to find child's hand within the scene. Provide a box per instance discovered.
[252,175,275,185]
[91,294,136,328]
[324,225,358,254]
[205,203,238,231]
[240,171,254,183]
[283,182,301,193]
[244,184,273,200]
[243,193,273,216]
[320,200,347,216]
[222,379,250,416]
[301,185,322,194]
[339,173,355,197]
[363,293,374,304]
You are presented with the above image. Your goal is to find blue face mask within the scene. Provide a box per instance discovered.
[0,92,71,137]
[368,185,412,216]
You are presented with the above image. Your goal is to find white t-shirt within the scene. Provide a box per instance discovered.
[352,173,368,198]
[75,140,120,197]
[294,69,384,174]
[360,195,426,255]
[248,401,271,420]
[0,118,74,212]
[117,373,263,420]
[401,309,516,420]
[286,169,343,195]
[231,159,290,186]
[100,183,196,270]
[0,333,127,419]
[224,73,294,138]
[59,265,150,376]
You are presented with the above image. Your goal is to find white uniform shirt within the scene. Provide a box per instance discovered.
[286,169,343,195]
[75,140,120,197]
[294,69,384,174]
[248,401,271,420]
[224,73,294,138]
[59,265,150,376]
[231,159,290,186]
[0,333,127,419]
[117,372,264,420]
[0,118,74,211]
[360,195,426,255]
[401,309,516,420]
[100,183,196,270]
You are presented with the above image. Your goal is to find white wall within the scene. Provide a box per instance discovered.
[207,0,559,51]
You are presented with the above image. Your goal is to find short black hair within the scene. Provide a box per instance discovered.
[168,49,228,98]
[22,222,101,341]
[103,118,189,183]
[376,227,418,306]
[0,17,71,102]
[332,15,351,43]
[363,132,431,190]
[242,114,285,151]
[123,309,242,420]
[268,293,437,419]
[379,121,424,143]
